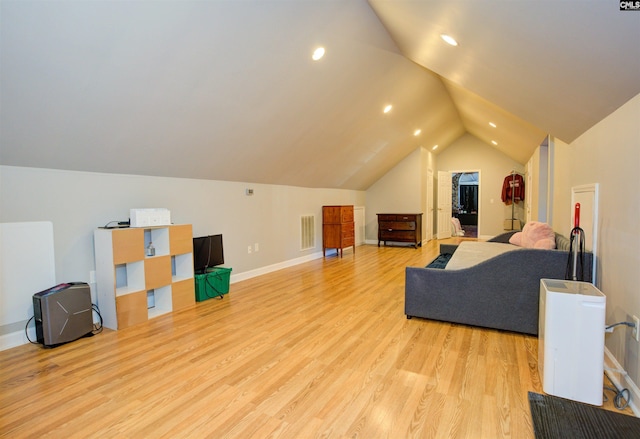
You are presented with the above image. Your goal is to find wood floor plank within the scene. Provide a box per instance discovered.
[1,239,633,438]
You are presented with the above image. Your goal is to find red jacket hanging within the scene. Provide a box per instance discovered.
[501,174,525,205]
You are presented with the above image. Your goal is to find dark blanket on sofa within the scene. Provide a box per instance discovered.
[425,253,453,269]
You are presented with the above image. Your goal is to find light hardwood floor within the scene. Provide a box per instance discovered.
[0,239,631,438]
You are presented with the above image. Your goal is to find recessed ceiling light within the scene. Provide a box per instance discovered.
[489,122,497,128]
[440,34,458,46]
[432,144,439,150]
[312,47,325,61]
[414,129,421,136]
[383,104,392,114]
[491,140,498,145]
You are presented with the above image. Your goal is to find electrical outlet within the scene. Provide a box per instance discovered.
[254,243,259,252]
[633,315,640,342]
[248,245,252,254]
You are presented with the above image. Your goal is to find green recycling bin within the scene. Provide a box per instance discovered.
[195,267,232,301]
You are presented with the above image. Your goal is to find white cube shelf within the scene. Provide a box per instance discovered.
[94,224,195,330]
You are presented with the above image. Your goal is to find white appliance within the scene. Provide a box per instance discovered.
[130,208,171,227]
[538,279,606,405]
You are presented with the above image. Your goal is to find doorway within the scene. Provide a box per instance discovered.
[452,172,479,238]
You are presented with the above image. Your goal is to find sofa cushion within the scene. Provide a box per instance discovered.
[509,221,556,249]
[555,233,571,251]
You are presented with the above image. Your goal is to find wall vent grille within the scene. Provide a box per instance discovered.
[300,215,315,250]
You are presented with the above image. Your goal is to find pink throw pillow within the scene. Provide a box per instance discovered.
[509,222,556,249]
[533,237,556,250]
[509,232,523,246]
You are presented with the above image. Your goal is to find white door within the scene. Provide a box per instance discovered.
[426,168,434,241]
[437,171,452,239]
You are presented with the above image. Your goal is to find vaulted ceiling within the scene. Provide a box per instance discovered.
[1,1,638,190]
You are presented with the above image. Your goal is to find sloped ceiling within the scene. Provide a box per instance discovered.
[1,1,638,190]
[368,0,640,145]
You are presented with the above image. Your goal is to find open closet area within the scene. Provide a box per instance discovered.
[452,172,479,238]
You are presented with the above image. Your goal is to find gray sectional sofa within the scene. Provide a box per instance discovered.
[404,232,593,335]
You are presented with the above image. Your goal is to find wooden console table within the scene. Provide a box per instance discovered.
[377,213,423,248]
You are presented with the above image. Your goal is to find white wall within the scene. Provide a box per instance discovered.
[550,137,572,236]
[0,165,365,337]
[436,134,526,237]
[422,147,437,239]
[364,147,426,242]
[565,92,640,387]
[527,141,551,225]
[527,145,541,223]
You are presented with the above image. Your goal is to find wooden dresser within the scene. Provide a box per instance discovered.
[377,213,423,248]
[323,205,355,257]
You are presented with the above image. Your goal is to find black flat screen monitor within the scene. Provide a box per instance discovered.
[193,234,224,274]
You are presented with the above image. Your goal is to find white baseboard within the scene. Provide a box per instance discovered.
[604,347,640,417]
[230,250,326,284]
[0,325,36,352]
